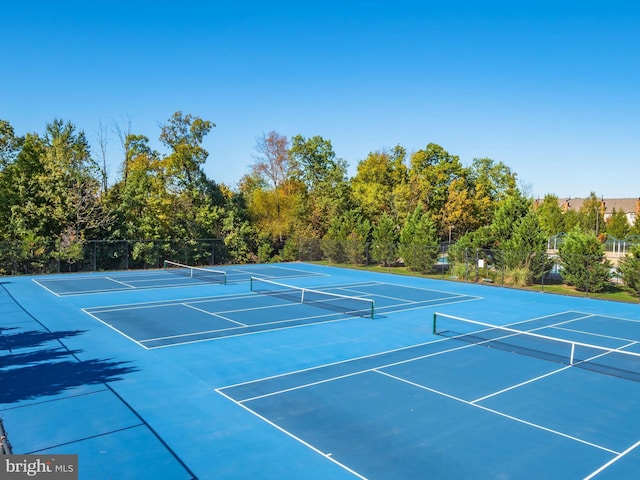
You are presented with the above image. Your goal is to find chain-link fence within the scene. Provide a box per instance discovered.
[0,239,231,275]
[0,417,11,454]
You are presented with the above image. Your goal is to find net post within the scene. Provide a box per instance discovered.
[250,277,253,291]
[432,313,437,335]
[371,302,375,320]
[570,342,576,365]
[163,260,167,271]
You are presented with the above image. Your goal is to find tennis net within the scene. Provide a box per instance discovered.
[250,277,374,318]
[164,260,227,285]
[433,312,640,382]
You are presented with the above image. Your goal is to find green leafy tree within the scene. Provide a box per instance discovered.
[107,134,168,240]
[448,225,495,278]
[0,133,46,240]
[441,177,477,239]
[321,210,370,264]
[245,179,304,244]
[535,194,565,237]
[341,210,371,265]
[491,193,531,247]
[351,146,408,222]
[158,112,217,239]
[579,192,605,236]
[0,120,107,269]
[501,211,549,285]
[43,119,104,240]
[0,132,50,271]
[371,212,399,267]
[563,208,581,232]
[222,199,255,263]
[468,157,518,227]
[558,228,612,292]
[245,133,304,245]
[290,135,352,236]
[321,216,347,263]
[606,208,630,239]
[398,204,439,273]
[408,143,465,227]
[159,111,214,190]
[618,244,640,298]
[0,119,20,169]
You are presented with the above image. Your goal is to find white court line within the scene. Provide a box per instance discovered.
[141,307,348,341]
[83,282,378,312]
[375,369,619,455]
[84,293,258,313]
[583,438,640,479]
[440,311,598,339]
[234,369,372,404]
[104,276,136,288]
[471,365,575,404]
[182,303,247,326]
[219,336,456,391]
[216,389,367,480]
[337,286,447,305]
[507,311,595,330]
[227,341,481,403]
[216,309,640,464]
[552,325,640,345]
[374,295,483,316]
[570,310,640,324]
[143,315,353,349]
[31,279,61,297]
[228,264,331,276]
[435,313,638,403]
[81,309,149,350]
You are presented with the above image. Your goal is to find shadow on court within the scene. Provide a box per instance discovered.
[0,328,85,351]
[0,327,138,404]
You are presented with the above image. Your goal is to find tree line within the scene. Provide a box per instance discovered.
[1,112,640,297]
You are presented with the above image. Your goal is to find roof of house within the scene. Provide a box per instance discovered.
[558,197,640,214]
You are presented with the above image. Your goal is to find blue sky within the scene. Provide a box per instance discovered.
[2,1,639,198]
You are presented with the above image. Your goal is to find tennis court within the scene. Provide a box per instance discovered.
[82,280,478,348]
[218,310,640,479]
[3,262,640,479]
[33,262,325,296]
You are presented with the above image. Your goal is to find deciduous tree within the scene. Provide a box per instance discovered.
[351,146,408,222]
[290,135,352,236]
[251,131,295,188]
[408,143,465,226]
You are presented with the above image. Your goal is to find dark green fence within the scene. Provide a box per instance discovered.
[0,239,231,275]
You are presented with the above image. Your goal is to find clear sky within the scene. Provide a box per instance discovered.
[2,1,639,199]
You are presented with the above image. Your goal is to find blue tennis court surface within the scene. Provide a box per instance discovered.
[3,263,640,479]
